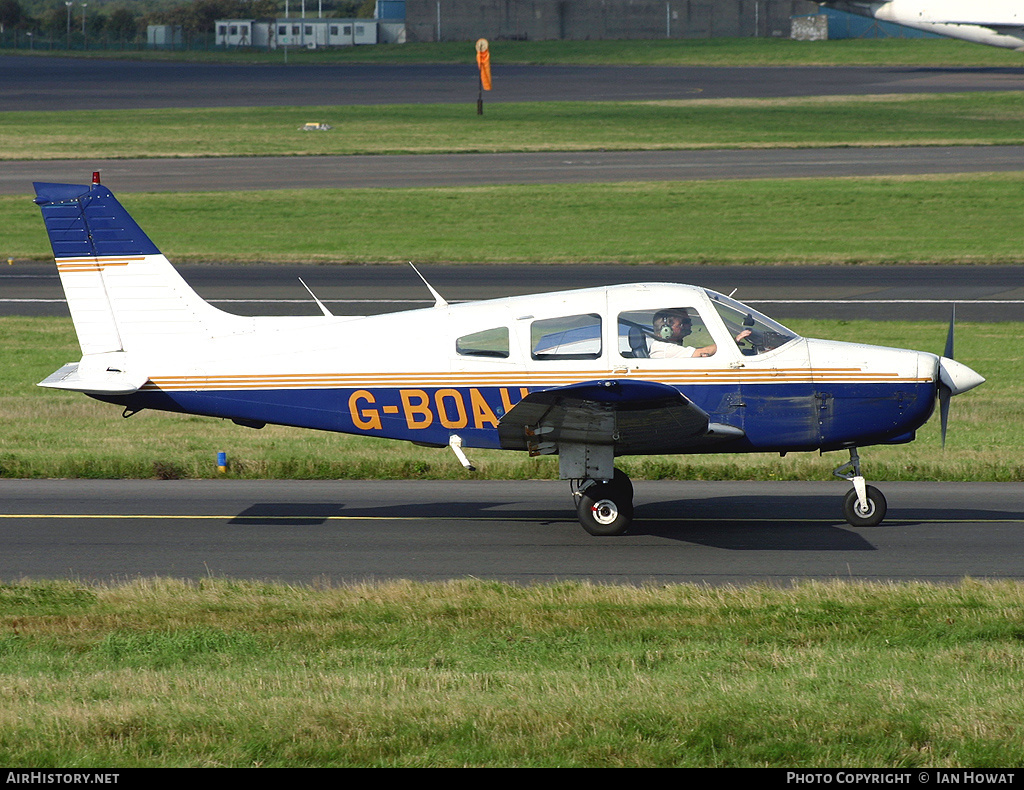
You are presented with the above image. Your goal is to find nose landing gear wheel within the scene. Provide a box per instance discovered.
[842,485,887,528]
[576,482,633,536]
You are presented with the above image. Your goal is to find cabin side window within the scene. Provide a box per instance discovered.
[456,326,510,358]
[531,314,602,360]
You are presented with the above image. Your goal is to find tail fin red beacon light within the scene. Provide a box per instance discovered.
[31,174,985,536]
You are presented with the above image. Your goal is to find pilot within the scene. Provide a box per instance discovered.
[648,308,751,359]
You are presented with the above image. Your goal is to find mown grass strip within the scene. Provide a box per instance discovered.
[5,173,1024,264]
[1,577,1023,767]
[4,92,1024,160]
[0,316,1015,482]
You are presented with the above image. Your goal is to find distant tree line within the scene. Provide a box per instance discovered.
[0,0,376,46]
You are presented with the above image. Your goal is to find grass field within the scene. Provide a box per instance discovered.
[4,92,1024,161]
[6,173,1024,264]
[1,577,1023,767]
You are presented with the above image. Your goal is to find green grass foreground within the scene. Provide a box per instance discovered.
[5,173,1024,264]
[1,317,1016,482]
[1,577,1023,767]
[4,92,1024,160]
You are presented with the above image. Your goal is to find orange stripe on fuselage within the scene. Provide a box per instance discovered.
[140,368,930,392]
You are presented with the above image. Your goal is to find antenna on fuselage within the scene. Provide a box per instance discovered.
[409,262,448,308]
[297,277,334,317]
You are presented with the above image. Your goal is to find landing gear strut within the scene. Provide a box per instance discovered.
[833,448,887,527]
[572,468,634,536]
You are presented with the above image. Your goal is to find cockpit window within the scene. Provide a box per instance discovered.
[456,326,510,358]
[618,308,716,359]
[705,290,798,355]
[532,314,602,360]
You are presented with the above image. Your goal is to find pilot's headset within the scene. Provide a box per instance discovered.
[653,309,691,340]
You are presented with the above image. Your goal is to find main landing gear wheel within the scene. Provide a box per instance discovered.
[575,469,634,536]
[842,485,887,528]
[577,482,633,536]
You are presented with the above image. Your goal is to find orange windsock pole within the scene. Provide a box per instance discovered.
[476,38,491,114]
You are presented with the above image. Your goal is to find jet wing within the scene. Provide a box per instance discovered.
[38,362,147,396]
[498,379,744,456]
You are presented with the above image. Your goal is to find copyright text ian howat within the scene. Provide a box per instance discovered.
[788,774,1016,785]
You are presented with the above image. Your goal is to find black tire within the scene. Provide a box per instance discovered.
[577,482,633,536]
[612,468,633,500]
[842,485,887,527]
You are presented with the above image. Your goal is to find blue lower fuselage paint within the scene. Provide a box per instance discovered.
[99,378,937,455]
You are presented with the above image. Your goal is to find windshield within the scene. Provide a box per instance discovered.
[705,290,799,355]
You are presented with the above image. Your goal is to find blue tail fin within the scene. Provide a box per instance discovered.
[33,181,161,259]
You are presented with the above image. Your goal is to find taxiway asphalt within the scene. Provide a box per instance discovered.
[4,261,1021,322]
[5,146,1024,196]
[2,479,1022,586]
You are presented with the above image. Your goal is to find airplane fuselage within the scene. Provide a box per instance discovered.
[84,281,940,457]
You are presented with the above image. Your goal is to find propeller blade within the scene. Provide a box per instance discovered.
[939,384,951,449]
[935,305,984,449]
[941,304,954,449]
[944,304,955,360]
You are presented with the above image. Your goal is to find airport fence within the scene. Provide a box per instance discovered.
[0,31,220,52]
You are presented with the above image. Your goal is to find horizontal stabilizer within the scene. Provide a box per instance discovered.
[38,362,148,395]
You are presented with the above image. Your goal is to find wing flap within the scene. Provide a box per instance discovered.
[498,379,743,455]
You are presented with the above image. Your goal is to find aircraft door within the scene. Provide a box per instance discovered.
[705,293,816,450]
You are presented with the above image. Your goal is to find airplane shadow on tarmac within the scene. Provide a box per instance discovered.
[227,493,1024,551]
[630,495,1024,549]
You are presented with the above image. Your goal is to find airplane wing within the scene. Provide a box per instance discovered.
[497,379,744,456]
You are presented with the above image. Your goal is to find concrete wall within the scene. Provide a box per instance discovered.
[791,12,827,40]
[406,0,820,42]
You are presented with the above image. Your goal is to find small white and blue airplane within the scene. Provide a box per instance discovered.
[820,0,1024,50]
[33,175,985,535]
